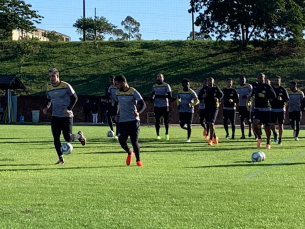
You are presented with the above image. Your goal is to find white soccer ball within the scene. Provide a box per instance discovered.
[107,130,115,137]
[61,142,73,155]
[251,151,264,162]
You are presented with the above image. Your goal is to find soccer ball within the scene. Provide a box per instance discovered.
[107,130,115,137]
[61,142,73,155]
[251,151,265,162]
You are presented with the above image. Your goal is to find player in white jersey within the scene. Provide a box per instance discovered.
[43,68,86,165]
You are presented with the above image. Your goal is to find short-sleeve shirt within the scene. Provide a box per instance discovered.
[250,83,276,111]
[152,82,171,107]
[115,87,144,123]
[177,89,198,113]
[288,89,304,112]
[222,88,239,110]
[108,85,119,106]
[46,81,75,118]
[236,84,252,106]
[271,86,289,112]
[201,86,223,108]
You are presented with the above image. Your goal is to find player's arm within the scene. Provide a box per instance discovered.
[189,92,199,107]
[234,89,239,103]
[151,90,155,103]
[216,86,224,101]
[137,100,146,114]
[68,93,78,110]
[43,98,52,114]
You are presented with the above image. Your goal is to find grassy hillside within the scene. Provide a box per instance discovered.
[1,40,305,96]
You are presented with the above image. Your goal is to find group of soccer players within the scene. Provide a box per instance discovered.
[151,73,305,150]
[45,68,304,166]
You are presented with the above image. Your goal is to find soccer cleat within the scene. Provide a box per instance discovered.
[208,139,213,145]
[164,134,170,141]
[265,144,271,149]
[231,135,235,140]
[225,134,230,139]
[55,159,65,165]
[205,134,209,140]
[257,139,262,148]
[273,132,278,142]
[295,137,299,141]
[213,136,219,144]
[240,135,246,139]
[126,151,135,166]
[185,138,191,143]
[78,131,86,146]
[136,161,143,167]
[278,139,282,145]
[114,136,119,140]
[248,132,252,138]
[293,130,296,138]
[155,135,161,140]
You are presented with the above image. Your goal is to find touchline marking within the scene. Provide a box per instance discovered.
[245,151,305,179]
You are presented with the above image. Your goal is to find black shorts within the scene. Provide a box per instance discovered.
[154,107,169,120]
[179,112,193,125]
[118,120,140,142]
[223,109,236,123]
[238,106,250,121]
[205,107,219,123]
[271,111,285,124]
[108,105,117,116]
[253,109,271,126]
[289,111,302,122]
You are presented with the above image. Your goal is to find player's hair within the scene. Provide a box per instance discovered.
[257,73,265,78]
[226,78,233,82]
[274,76,281,80]
[290,81,297,86]
[49,68,59,73]
[181,78,190,85]
[115,75,127,83]
[157,73,164,78]
[109,75,115,79]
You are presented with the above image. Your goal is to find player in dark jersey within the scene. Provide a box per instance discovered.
[198,77,223,145]
[151,73,172,141]
[43,68,86,165]
[249,73,276,149]
[177,78,199,143]
[222,78,239,139]
[270,76,289,145]
[196,78,209,139]
[114,75,146,167]
[288,81,304,141]
[105,75,118,138]
[236,76,253,139]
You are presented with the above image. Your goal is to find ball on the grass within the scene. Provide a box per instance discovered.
[61,142,73,155]
[251,151,264,162]
[107,130,115,137]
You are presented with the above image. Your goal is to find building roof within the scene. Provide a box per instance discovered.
[0,74,26,90]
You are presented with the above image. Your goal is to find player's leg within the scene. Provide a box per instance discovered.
[295,111,301,140]
[51,116,64,164]
[163,107,170,140]
[239,107,246,138]
[246,110,253,137]
[262,111,272,149]
[277,112,285,145]
[129,120,142,166]
[229,110,236,139]
[62,117,86,145]
[252,109,262,147]
[270,111,278,142]
[211,108,219,144]
[185,113,193,141]
[107,106,114,131]
[154,107,161,139]
[223,109,229,138]
[179,112,187,130]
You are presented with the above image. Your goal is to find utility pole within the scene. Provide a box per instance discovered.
[192,7,195,40]
[83,0,86,41]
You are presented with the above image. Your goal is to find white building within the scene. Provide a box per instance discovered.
[12,28,71,41]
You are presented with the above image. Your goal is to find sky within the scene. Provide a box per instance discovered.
[26,0,199,41]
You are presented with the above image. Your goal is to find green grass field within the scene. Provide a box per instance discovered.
[0,124,304,228]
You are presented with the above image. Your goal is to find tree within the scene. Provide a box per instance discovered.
[121,16,141,40]
[73,16,116,41]
[42,31,64,42]
[189,0,305,46]
[187,31,211,40]
[0,0,43,40]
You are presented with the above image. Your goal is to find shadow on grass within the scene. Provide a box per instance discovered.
[186,161,305,169]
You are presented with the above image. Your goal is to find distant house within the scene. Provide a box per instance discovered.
[12,28,71,42]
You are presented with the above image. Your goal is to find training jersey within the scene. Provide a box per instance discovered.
[46,81,76,118]
[199,86,223,108]
[236,83,252,106]
[222,88,239,110]
[250,83,276,111]
[288,89,304,112]
[115,87,145,123]
[107,85,119,106]
[271,86,289,112]
[152,82,171,107]
[196,88,205,110]
[177,88,198,113]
